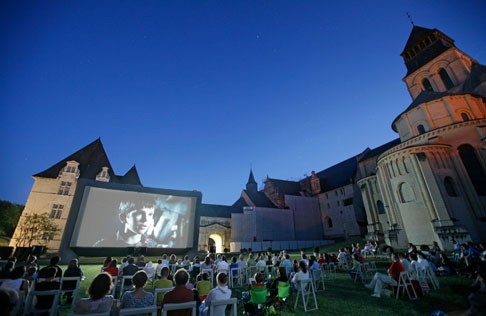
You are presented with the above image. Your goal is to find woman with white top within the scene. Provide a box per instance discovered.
[291,261,309,290]
[200,272,232,316]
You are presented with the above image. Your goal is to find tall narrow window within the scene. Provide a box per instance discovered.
[50,204,64,219]
[417,124,426,135]
[439,68,454,89]
[377,200,386,214]
[444,177,458,197]
[422,78,433,91]
[327,217,333,228]
[461,113,470,121]
[459,144,486,196]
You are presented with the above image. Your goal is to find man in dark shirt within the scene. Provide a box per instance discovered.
[122,257,140,287]
[34,267,61,314]
[38,256,63,279]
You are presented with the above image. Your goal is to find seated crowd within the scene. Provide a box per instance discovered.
[0,239,485,315]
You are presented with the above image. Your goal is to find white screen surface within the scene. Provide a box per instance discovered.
[70,186,197,248]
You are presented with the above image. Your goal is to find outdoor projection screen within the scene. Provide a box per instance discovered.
[70,186,198,249]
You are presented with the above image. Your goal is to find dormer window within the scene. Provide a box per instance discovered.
[96,166,111,182]
[59,161,80,179]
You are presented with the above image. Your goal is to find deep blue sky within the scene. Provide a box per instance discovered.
[1,1,485,206]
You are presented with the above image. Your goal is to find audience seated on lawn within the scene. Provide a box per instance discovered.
[200,272,231,316]
[74,272,114,314]
[447,263,486,316]
[38,255,63,279]
[348,253,361,280]
[122,257,140,280]
[143,261,155,279]
[102,256,112,271]
[120,270,153,309]
[270,267,289,298]
[399,253,412,272]
[34,266,61,311]
[195,272,211,301]
[163,269,195,316]
[154,266,173,305]
[201,256,213,271]
[0,266,29,293]
[104,259,119,277]
[291,261,309,290]
[63,258,84,304]
[237,254,247,269]
[365,253,404,298]
[216,256,229,273]
[0,287,18,316]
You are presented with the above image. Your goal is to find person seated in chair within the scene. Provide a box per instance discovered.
[270,267,289,298]
[162,269,195,316]
[34,267,61,314]
[74,272,114,314]
[200,272,231,316]
[365,253,404,298]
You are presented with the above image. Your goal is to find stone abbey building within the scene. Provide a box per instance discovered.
[10,25,486,255]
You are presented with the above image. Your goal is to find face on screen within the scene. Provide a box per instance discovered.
[122,206,155,235]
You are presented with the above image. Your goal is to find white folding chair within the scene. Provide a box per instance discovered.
[202,268,215,289]
[426,266,440,290]
[395,271,417,300]
[111,276,118,297]
[294,279,318,312]
[11,290,25,316]
[246,266,258,284]
[153,287,174,309]
[229,267,243,288]
[24,289,61,316]
[120,275,134,296]
[119,305,157,316]
[209,297,237,316]
[61,276,81,307]
[161,301,197,316]
[311,268,325,292]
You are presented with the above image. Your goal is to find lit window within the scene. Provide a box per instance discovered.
[58,181,72,195]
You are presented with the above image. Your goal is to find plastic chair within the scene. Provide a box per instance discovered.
[153,287,174,308]
[202,268,214,289]
[161,301,197,316]
[120,275,134,296]
[311,268,326,291]
[209,297,237,316]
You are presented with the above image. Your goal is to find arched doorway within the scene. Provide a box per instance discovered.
[209,233,223,254]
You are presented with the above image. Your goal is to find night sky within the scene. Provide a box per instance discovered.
[1,1,485,206]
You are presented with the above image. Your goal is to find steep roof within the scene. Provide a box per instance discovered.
[247,169,257,185]
[33,138,142,186]
[243,189,277,208]
[462,62,486,94]
[265,178,301,196]
[401,25,455,76]
[229,197,248,214]
[313,155,358,192]
[359,138,402,161]
[200,203,233,218]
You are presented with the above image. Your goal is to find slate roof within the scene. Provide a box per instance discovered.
[199,203,233,218]
[243,189,277,208]
[312,155,358,192]
[265,178,301,196]
[359,138,401,161]
[34,138,142,186]
[229,197,248,214]
[401,26,455,76]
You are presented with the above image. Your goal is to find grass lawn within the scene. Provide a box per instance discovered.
[52,249,471,316]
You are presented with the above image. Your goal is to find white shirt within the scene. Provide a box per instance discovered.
[216,260,229,272]
[203,285,232,316]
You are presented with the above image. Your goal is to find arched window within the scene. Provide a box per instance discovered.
[422,78,433,91]
[397,182,415,203]
[417,124,426,135]
[461,112,470,121]
[458,144,486,196]
[377,200,386,214]
[444,177,458,197]
[439,68,454,89]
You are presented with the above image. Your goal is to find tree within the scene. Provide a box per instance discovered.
[14,212,60,248]
[0,200,23,237]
